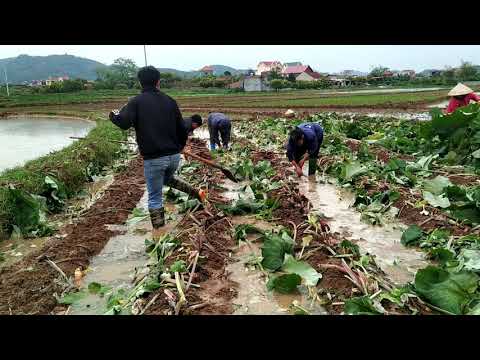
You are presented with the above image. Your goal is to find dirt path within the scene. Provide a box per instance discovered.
[0,156,145,315]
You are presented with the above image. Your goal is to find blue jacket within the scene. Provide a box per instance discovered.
[208,112,231,130]
[286,123,323,162]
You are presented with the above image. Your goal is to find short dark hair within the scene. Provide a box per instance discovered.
[289,127,304,143]
[191,114,203,126]
[137,66,160,88]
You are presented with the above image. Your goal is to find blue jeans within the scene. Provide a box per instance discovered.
[144,154,181,209]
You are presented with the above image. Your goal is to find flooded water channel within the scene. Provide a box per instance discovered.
[298,176,429,285]
[0,116,95,173]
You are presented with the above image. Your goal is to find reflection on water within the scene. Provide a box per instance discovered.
[0,116,95,172]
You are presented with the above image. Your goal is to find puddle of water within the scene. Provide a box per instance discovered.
[221,179,326,315]
[298,176,428,286]
[70,190,153,315]
[0,116,95,173]
[227,238,326,315]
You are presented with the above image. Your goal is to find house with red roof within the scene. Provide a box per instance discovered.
[296,71,323,82]
[282,65,314,78]
[256,61,283,76]
[200,65,214,76]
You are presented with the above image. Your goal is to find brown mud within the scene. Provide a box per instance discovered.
[0,157,145,314]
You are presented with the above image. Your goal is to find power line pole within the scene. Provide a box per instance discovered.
[144,45,147,66]
[3,66,9,97]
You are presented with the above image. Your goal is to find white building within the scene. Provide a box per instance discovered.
[256,61,283,76]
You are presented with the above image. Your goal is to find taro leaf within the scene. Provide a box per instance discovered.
[220,198,264,215]
[88,282,102,294]
[58,290,88,305]
[384,158,406,173]
[471,149,480,159]
[407,154,438,172]
[421,229,451,249]
[423,176,452,196]
[459,250,480,272]
[467,303,480,315]
[450,207,480,225]
[341,161,368,181]
[261,233,293,271]
[143,280,162,293]
[401,225,424,246]
[446,185,468,203]
[427,248,455,265]
[281,254,321,287]
[8,188,43,234]
[423,191,451,209]
[88,282,111,296]
[430,103,479,137]
[446,151,458,164]
[170,260,187,273]
[344,296,382,315]
[378,287,412,307]
[414,266,479,315]
[266,273,302,294]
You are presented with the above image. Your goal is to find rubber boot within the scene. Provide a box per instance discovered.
[149,208,165,229]
[168,176,206,203]
[308,157,318,176]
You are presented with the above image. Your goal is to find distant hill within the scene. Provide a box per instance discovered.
[0,54,250,84]
[0,54,107,84]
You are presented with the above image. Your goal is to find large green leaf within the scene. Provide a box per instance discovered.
[261,233,292,271]
[450,207,480,225]
[467,303,480,315]
[423,176,452,195]
[423,191,451,208]
[341,161,368,181]
[431,103,480,137]
[281,254,321,287]
[401,225,424,246]
[266,273,302,294]
[344,296,382,315]
[459,250,480,272]
[414,266,479,315]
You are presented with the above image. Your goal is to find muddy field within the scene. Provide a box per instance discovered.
[1,94,480,316]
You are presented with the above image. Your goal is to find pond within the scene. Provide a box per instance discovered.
[0,116,95,173]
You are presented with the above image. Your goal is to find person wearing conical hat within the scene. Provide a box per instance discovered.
[445,83,480,114]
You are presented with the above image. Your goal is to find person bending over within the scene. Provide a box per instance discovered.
[286,122,324,177]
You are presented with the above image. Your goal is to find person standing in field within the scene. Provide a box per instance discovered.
[207,112,232,150]
[286,122,324,177]
[445,83,480,114]
[184,114,203,136]
[109,66,206,234]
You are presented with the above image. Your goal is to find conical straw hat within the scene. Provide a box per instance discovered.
[448,83,474,96]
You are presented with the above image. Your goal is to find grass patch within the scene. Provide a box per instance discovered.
[0,117,129,239]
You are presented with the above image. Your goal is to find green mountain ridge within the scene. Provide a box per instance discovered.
[0,54,250,84]
[0,54,107,84]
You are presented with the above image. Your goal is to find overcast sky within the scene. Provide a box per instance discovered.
[1,45,480,72]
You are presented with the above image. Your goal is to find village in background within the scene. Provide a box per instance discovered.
[2,54,479,95]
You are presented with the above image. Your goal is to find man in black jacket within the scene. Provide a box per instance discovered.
[109,66,206,234]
